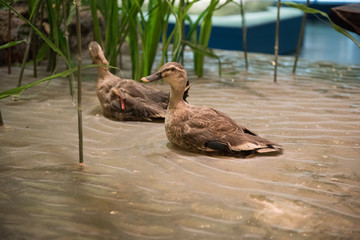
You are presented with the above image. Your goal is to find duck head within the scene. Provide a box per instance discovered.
[141,62,187,92]
[89,41,109,66]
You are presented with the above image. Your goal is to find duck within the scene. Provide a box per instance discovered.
[88,41,169,121]
[141,62,283,158]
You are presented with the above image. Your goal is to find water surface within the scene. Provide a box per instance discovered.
[1,52,359,239]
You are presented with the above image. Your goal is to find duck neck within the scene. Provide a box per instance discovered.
[93,51,111,81]
[168,85,186,110]
[97,66,111,81]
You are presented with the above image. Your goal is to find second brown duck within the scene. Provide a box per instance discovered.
[89,41,169,121]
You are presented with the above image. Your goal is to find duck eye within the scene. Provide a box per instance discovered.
[171,68,175,72]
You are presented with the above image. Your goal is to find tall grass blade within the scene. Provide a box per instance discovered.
[64,0,75,96]
[142,0,171,76]
[274,0,280,83]
[75,0,83,165]
[163,0,182,63]
[0,64,105,100]
[0,67,77,99]
[184,40,222,76]
[17,1,38,87]
[45,0,60,73]
[89,0,103,46]
[0,40,26,50]
[124,0,141,79]
[292,0,309,74]
[239,0,248,70]
[7,8,11,74]
[195,0,219,77]
[104,0,119,72]
[0,0,69,65]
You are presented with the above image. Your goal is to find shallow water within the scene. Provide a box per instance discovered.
[1,51,360,239]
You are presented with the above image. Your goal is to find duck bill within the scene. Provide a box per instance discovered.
[141,73,162,83]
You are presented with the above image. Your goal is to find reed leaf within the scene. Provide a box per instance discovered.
[0,40,26,50]
[0,64,107,100]
[103,0,119,71]
[195,0,218,77]
[143,0,171,75]
[45,0,61,72]
[124,0,142,80]
[35,43,50,64]
[28,0,40,20]
[0,0,69,65]
[239,0,248,70]
[184,40,222,76]
[17,0,38,87]
[89,0,102,46]
[274,0,280,83]
[165,0,182,62]
[75,0,83,165]
[284,2,360,48]
[0,67,78,99]
[292,0,309,74]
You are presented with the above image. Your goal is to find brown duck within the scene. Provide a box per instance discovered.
[89,41,169,121]
[141,62,283,158]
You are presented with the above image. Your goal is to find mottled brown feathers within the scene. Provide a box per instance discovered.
[89,41,169,121]
[143,62,283,158]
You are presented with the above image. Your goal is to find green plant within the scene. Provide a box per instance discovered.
[75,0,83,165]
[17,0,37,87]
[283,2,360,48]
[274,0,280,83]
[180,0,232,77]
[292,0,310,74]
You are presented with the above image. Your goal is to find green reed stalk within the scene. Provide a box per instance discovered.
[75,0,83,165]
[0,65,99,100]
[122,0,173,80]
[7,8,11,74]
[274,0,281,83]
[89,0,103,46]
[103,0,119,73]
[240,0,248,70]
[32,35,37,78]
[117,0,135,70]
[63,0,74,96]
[179,0,185,65]
[292,0,309,74]
[174,0,198,61]
[31,0,41,78]
[142,0,172,76]
[17,1,37,87]
[195,0,218,77]
[284,2,359,48]
[45,0,60,73]
[124,0,142,79]
[183,0,229,77]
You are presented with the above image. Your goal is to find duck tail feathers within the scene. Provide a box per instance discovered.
[256,144,283,155]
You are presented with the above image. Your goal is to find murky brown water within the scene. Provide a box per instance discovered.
[1,51,360,239]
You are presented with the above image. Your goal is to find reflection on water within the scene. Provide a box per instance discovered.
[1,51,360,239]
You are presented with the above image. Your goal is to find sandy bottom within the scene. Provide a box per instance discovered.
[1,51,360,239]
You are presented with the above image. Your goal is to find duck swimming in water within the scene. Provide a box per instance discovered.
[141,62,283,158]
[89,41,169,121]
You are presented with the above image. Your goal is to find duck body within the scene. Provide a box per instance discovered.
[165,103,282,157]
[89,41,169,121]
[142,62,283,158]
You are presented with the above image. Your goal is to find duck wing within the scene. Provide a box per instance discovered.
[109,79,169,120]
[181,106,282,156]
